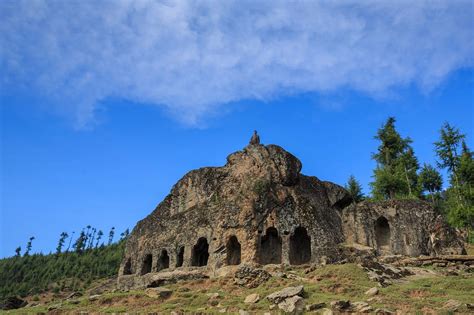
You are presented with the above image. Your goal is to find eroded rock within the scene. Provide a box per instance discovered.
[266,285,304,304]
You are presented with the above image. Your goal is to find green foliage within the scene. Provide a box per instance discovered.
[419,163,443,204]
[435,124,473,229]
[345,175,364,203]
[371,117,420,200]
[0,241,125,299]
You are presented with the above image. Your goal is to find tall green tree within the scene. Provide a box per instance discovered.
[14,247,21,257]
[371,117,419,199]
[24,237,35,256]
[56,232,69,254]
[95,230,104,248]
[345,175,365,203]
[418,163,443,204]
[108,227,115,245]
[73,231,86,254]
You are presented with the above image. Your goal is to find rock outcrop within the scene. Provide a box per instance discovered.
[118,134,464,288]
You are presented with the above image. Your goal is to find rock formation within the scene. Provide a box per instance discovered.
[118,133,464,287]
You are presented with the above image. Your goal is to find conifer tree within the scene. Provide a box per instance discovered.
[15,246,21,257]
[56,232,69,254]
[371,117,419,199]
[418,164,443,204]
[73,231,86,254]
[345,175,365,203]
[108,227,115,245]
[66,231,75,252]
[24,237,35,256]
[95,230,104,248]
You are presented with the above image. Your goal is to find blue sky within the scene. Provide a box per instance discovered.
[1,1,473,257]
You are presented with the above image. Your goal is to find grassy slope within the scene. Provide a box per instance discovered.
[5,263,473,314]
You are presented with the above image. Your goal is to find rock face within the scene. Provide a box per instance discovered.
[118,134,464,286]
[341,200,465,256]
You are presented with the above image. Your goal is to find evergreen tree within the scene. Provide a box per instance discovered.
[14,247,21,257]
[418,164,443,204]
[108,227,115,245]
[24,237,35,256]
[56,232,69,254]
[66,231,75,252]
[73,231,86,254]
[371,117,419,199]
[95,230,104,248]
[345,175,365,203]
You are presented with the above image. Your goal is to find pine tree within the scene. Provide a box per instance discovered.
[24,236,35,256]
[418,164,443,204]
[108,227,115,245]
[73,231,86,254]
[56,232,69,254]
[371,117,419,199]
[15,246,21,257]
[66,231,75,252]
[95,230,104,248]
[345,175,364,203]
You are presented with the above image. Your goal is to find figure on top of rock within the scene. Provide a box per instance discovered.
[249,130,260,145]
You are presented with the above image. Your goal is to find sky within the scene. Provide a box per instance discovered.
[1,0,473,258]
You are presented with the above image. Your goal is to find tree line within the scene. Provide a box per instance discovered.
[0,226,130,300]
[345,118,473,234]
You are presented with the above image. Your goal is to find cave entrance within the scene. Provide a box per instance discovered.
[375,216,391,252]
[289,227,311,265]
[123,258,132,275]
[176,246,184,267]
[156,249,170,271]
[259,227,282,264]
[140,254,152,275]
[226,235,241,265]
[191,237,209,266]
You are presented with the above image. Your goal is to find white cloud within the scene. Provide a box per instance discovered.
[1,0,473,127]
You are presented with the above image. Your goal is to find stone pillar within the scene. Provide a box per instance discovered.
[282,234,290,265]
[169,247,176,270]
[183,244,193,267]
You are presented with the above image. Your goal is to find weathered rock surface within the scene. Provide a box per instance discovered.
[145,287,173,298]
[0,296,27,310]
[277,295,305,314]
[365,287,379,296]
[244,293,260,304]
[118,134,465,288]
[266,285,304,304]
[234,265,271,288]
[342,200,465,256]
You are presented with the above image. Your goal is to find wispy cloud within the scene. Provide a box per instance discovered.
[1,0,473,127]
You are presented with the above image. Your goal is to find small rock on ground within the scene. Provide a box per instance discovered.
[244,293,260,304]
[278,295,305,314]
[266,285,305,304]
[365,287,379,296]
[144,287,173,298]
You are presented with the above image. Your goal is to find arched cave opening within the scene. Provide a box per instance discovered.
[123,257,132,275]
[191,237,209,267]
[176,246,184,267]
[375,216,391,250]
[259,227,282,264]
[156,249,170,271]
[289,227,311,265]
[226,235,241,265]
[140,254,153,275]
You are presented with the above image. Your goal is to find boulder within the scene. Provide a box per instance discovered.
[234,265,271,288]
[277,295,305,314]
[330,300,351,311]
[266,285,304,304]
[352,301,372,313]
[443,299,462,312]
[144,287,173,298]
[244,293,260,304]
[0,296,27,310]
[365,287,379,296]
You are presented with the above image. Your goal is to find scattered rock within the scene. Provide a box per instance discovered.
[319,308,333,315]
[218,308,227,313]
[206,292,220,299]
[466,303,474,310]
[278,295,305,314]
[145,287,173,298]
[266,285,304,304]
[88,294,101,301]
[305,302,325,311]
[330,300,351,311]
[374,308,394,314]
[0,296,27,310]
[234,265,272,288]
[239,309,249,315]
[244,293,260,304]
[66,292,83,299]
[352,301,372,313]
[365,287,379,296]
[443,299,462,312]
